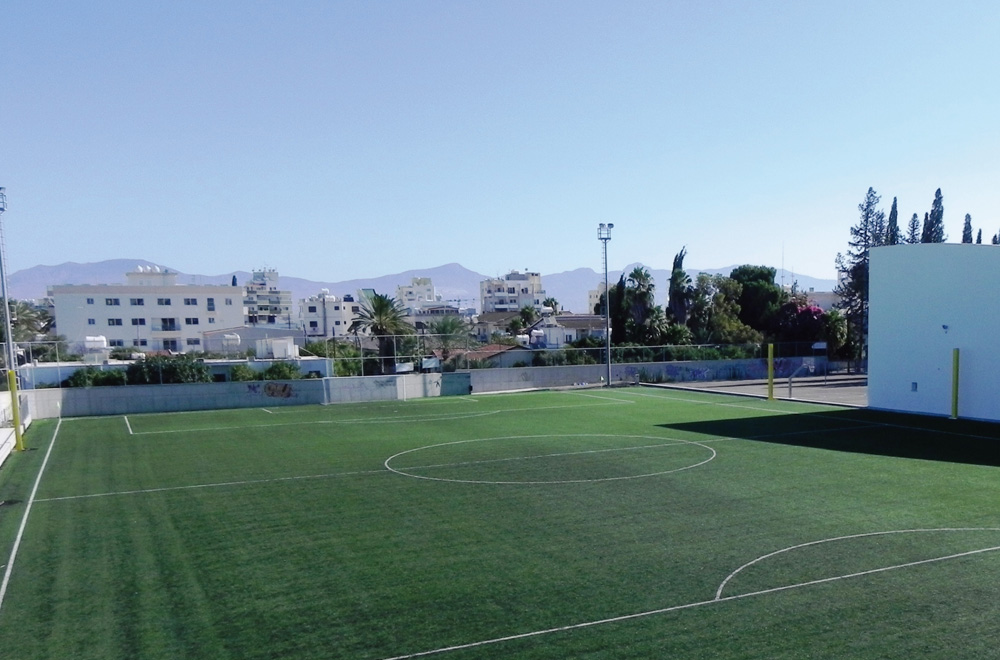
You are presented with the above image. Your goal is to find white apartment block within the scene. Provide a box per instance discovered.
[396,277,440,311]
[49,267,245,353]
[480,270,546,313]
[298,291,362,339]
[588,281,609,315]
[244,268,294,327]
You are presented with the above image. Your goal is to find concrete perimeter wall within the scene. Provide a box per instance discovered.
[23,357,817,419]
[0,391,32,469]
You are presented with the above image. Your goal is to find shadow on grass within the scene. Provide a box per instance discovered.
[658,408,1000,467]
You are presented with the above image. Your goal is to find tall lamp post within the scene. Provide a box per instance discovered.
[0,187,24,451]
[598,223,614,387]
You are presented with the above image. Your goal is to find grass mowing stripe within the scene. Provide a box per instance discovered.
[0,419,61,614]
[34,468,390,502]
[380,536,1000,660]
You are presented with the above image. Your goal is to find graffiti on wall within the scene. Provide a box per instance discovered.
[246,382,296,399]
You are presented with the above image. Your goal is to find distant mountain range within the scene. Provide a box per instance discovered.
[11,259,836,314]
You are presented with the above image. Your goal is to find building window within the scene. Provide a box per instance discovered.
[308,306,317,313]
[87,318,96,325]
[131,318,146,326]
[163,339,178,351]
[106,298,120,306]
[157,298,171,305]
[109,339,124,347]
[86,298,94,305]
[207,298,215,311]
[186,338,201,346]
[309,321,318,328]
[160,319,179,331]
[184,298,197,306]
[352,306,359,312]
[132,339,148,347]
[108,318,123,326]
[130,298,144,306]
[225,298,233,305]
[208,317,215,324]
[185,318,199,325]
[333,305,340,311]
[334,320,341,325]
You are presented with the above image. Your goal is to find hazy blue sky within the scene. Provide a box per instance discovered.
[3,1,998,282]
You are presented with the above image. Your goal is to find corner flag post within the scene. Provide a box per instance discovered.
[767,344,774,400]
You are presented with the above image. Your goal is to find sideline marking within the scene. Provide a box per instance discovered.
[34,468,388,503]
[379,527,1000,660]
[384,434,716,484]
[123,416,133,435]
[0,419,62,614]
[261,408,274,414]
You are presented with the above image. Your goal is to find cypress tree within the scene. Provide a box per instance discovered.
[962,214,974,243]
[976,228,983,244]
[921,188,946,243]
[885,197,900,245]
[905,213,921,243]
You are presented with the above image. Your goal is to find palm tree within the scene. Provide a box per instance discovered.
[626,266,655,338]
[348,292,413,374]
[428,315,469,363]
[542,297,560,313]
[1,300,53,342]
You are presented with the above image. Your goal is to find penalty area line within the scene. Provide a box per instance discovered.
[123,415,134,435]
[379,541,1000,660]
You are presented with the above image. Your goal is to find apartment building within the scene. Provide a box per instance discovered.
[479,270,546,313]
[244,268,294,327]
[298,291,361,339]
[48,266,245,352]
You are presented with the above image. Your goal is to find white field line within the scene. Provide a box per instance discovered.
[127,400,630,436]
[123,416,133,435]
[0,419,62,615]
[34,468,389,503]
[379,529,1000,660]
[384,434,717,485]
[261,408,273,414]
[715,527,1000,599]
[400,439,710,472]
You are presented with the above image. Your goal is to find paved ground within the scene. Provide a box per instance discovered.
[648,373,868,407]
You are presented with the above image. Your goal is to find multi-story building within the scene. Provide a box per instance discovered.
[243,268,294,327]
[396,277,440,311]
[298,291,361,339]
[479,270,546,314]
[48,266,245,353]
[588,281,609,315]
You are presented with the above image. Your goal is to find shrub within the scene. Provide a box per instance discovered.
[261,361,301,380]
[229,364,258,382]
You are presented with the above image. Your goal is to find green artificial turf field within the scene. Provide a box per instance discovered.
[0,387,998,659]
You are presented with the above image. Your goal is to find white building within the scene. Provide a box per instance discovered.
[587,281,609,315]
[869,244,1000,422]
[244,269,294,327]
[298,291,362,339]
[396,277,440,311]
[480,271,546,314]
[49,266,245,353]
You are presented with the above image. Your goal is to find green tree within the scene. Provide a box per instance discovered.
[428,315,470,362]
[625,266,657,343]
[821,308,848,356]
[667,248,693,325]
[519,305,538,328]
[835,187,886,362]
[885,197,900,245]
[542,297,560,313]
[1,300,53,342]
[730,265,786,333]
[229,363,258,381]
[687,274,762,345]
[962,213,973,243]
[976,228,983,244]
[348,292,413,374]
[261,361,301,380]
[126,355,211,385]
[905,213,921,244]
[921,188,946,243]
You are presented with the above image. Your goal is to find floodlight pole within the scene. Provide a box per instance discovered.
[0,187,24,451]
[598,223,614,387]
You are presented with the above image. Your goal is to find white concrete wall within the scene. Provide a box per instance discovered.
[869,244,1000,421]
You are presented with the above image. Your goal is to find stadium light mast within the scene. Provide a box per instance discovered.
[0,187,24,451]
[598,223,614,387]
